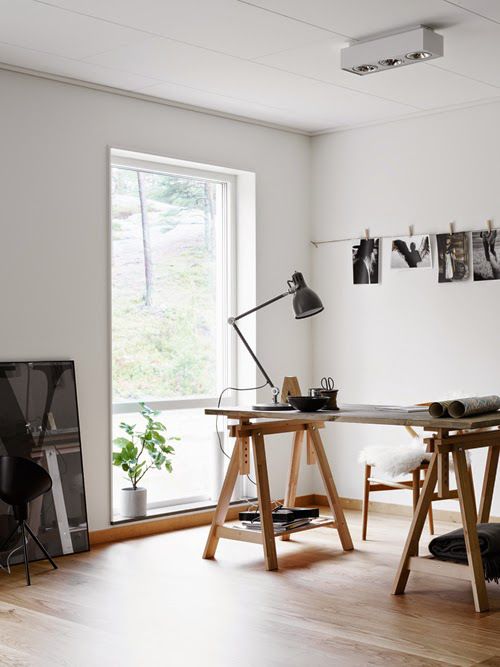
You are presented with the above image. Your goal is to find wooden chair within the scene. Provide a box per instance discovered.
[361,425,434,540]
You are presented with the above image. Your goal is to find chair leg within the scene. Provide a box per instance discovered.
[412,469,420,511]
[23,522,58,570]
[362,464,371,541]
[20,522,31,586]
[427,502,435,535]
[423,467,435,535]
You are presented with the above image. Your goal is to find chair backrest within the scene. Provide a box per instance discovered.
[0,456,52,507]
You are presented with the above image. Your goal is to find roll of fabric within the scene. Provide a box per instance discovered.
[429,523,500,582]
[429,395,500,419]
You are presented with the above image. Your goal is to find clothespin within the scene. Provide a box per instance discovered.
[408,224,414,237]
[487,219,493,232]
[364,228,369,240]
[449,222,455,236]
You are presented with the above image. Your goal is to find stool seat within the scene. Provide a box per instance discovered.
[0,456,57,585]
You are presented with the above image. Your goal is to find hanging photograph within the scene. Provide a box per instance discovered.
[390,234,432,269]
[0,361,89,567]
[473,230,500,281]
[436,232,470,283]
[352,238,380,284]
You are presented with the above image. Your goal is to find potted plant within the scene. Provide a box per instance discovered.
[113,402,177,518]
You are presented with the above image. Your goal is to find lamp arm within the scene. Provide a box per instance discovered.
[228,289,293,402]
[231,289,291,322]
[230,322,277,397]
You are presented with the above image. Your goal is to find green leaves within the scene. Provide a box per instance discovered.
[119,422,136,436]
[112,403,177,489]
[114,437,135,450]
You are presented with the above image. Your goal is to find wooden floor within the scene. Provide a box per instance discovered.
[1,510,500,667]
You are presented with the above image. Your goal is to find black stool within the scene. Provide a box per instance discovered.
[0,456,58,585]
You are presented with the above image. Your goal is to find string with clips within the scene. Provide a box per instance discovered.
[310,219,495,247]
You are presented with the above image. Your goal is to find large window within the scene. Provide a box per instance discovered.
[110,150,239,519]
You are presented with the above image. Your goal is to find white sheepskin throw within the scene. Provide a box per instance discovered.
[359,440,431,479]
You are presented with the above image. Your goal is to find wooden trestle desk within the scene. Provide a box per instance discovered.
[204,404,500,613]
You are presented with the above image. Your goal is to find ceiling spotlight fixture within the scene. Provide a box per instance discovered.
[378,58,402,67]
[341,26,443,75]
[406,50,432,60]
[353,64,378,73]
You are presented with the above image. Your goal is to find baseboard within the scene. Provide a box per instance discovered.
[313,494,500,525]
[90,492,498,545]
[89,494,316,545]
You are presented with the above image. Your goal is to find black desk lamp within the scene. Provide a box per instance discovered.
[228,271,324,410]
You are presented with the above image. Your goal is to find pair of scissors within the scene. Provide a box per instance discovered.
[321,376,334,391]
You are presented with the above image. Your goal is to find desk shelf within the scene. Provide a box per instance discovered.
[216,517,336,545]
[408,555,472,581]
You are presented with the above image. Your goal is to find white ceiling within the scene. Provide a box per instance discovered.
[2,0,500,133]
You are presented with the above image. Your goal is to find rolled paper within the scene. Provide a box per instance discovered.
[429,400,453,418]
[447,395,500,419]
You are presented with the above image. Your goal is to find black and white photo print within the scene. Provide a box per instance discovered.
[473,230,500,281]
[437,232,470,283]
[352,238,380,284]
[390,234,431,269]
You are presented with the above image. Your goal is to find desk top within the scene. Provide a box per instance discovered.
[205,404,500,431]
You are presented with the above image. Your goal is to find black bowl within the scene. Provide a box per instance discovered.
[287,395,329,412]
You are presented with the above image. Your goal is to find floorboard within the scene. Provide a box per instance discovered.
[1,509,500,666]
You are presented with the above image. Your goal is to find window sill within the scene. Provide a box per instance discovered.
[110,497,257,526]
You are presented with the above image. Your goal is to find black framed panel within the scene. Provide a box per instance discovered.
[0,361,89,565]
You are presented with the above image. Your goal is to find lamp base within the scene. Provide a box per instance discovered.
[252,402,294,411]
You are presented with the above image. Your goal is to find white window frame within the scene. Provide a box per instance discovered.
[109,150,238,512]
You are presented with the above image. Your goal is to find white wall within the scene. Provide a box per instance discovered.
[311,102,500,514]
[8,68,497,531]
[0,70,313,531]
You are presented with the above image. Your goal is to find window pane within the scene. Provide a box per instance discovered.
[110,159,235,517]
[112,408,219,511]
[111,167,223,401]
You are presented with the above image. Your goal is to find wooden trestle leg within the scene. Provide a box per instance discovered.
[392,451,438,595]
[479,446,500,523]
[203,438,241,560]
[307,424,354,551]
[281,430,304,542]
[251,431,278,571]
[453,448,489,612]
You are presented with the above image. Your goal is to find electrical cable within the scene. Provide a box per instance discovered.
[5,542,25,574]
[0,534,26,575]
[215,382,267,486]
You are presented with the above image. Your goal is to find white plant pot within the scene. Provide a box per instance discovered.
[121,487,147,518]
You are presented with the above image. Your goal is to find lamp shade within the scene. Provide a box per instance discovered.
[290,272,324,319]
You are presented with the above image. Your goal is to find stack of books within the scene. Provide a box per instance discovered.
[238,506,322,533]
[242,517,312,533]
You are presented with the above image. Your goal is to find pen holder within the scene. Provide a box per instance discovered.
[318,389,339,410]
